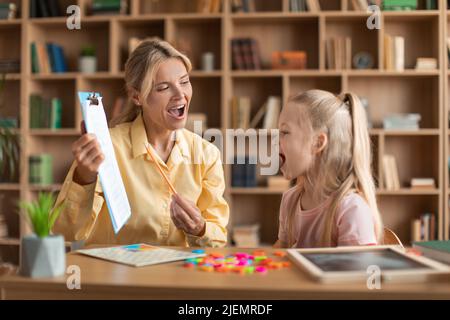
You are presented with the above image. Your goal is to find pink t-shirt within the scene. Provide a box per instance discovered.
[278,185,377,248]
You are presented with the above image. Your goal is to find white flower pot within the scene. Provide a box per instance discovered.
[79,56,97,73]
[20,234,66,278]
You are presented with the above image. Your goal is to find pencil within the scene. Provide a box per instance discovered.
[144,142,178,195]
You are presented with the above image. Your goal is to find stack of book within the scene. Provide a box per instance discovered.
[383,113,421,130]
[0,3,17,19]
[30,0,62,18]
[326,37,352,70]
[232,224,260,248]
[29,154,53,185]
[413,240,450,265]
[382,154,400,190]
[31,42,68,74]
[231,96,251,129]
[384,35,405,71]
[0,59,20,73]
[411,213,436,243]
[410,178,435,190]
[231,156,257,188]
[351,0,369,10]
[29,94,62,129]
[290,0,321,12]
[197,0,222,13]
[90,0,128,15]
[415,57,437,70]
[0,117,19,128]
[231,38,261,70]
[232,96,281,130]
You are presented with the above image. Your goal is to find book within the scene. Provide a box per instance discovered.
[231,96,252,129]
[326,37,352,70]
[394,36,405,71]
[29,154,53,185]
[50,98,62,129]
[263,96,281,129]
[231,156,257,187]
[410,178,435,189]
[231,38,261,70]
[415,57,438,70]
[384,35,405,71]
[31,42,67,74]
[413,241,450,265]
[382,154,400,190]
[411,213,436,243]
[29,94,63,129]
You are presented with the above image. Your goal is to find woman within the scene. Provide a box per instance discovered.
[53,38,229,247]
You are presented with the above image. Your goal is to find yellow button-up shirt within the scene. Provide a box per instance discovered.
[53,113,229,247]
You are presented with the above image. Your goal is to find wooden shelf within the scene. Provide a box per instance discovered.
[230,187,286,195]
[0,238,20,246]
[0,184,20,191]
[28,184,63,192]
[29,129,81,136]
[376,189,441,196]
[369,129,440,136]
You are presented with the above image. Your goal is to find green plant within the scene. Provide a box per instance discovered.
[18,192,64,238]
[80,45,96,57]
[0,128,20,183]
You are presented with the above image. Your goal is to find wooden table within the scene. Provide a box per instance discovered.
[1,247,450,300]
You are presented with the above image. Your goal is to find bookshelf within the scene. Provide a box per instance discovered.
[0,0,449,258]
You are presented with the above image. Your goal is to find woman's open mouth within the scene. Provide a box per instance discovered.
[167,104,187,120]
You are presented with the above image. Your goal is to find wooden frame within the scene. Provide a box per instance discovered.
[287,245,450,283]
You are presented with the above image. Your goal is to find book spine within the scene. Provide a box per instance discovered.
[30,42,40,74]
[40,154,53,185]
[46,43,57,73]
[245,157,257,187]
[231,39,245,70]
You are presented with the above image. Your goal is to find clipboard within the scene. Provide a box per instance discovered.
[77,92,131,234]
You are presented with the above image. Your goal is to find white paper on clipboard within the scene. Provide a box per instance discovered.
[77,92,131,234]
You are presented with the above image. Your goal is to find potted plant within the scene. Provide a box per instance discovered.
[18,192,65,278]
[79,45,97,73]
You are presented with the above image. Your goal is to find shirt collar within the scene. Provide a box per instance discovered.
[131,113,190,161]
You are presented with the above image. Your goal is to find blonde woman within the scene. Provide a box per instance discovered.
[53,38,229,247]
[275,90,383,248]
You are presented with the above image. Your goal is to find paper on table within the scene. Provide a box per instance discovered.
[77,92,131,234]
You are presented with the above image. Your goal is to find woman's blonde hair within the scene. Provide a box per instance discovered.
[111,38,192,126]
[287,89,383,247]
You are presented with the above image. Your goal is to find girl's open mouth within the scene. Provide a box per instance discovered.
[167,104,186,119]
[279,153,286,169]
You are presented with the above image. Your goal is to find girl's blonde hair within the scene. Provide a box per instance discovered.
[287,89,383,247]
[111,38,192,126]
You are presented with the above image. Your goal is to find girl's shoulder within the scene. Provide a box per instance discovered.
[336,192,372,219]
[281,184,302,205]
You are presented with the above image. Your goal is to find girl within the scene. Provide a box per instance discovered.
[275,89,383,248]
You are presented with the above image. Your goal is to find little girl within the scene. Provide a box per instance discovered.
[275,89,383,248]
